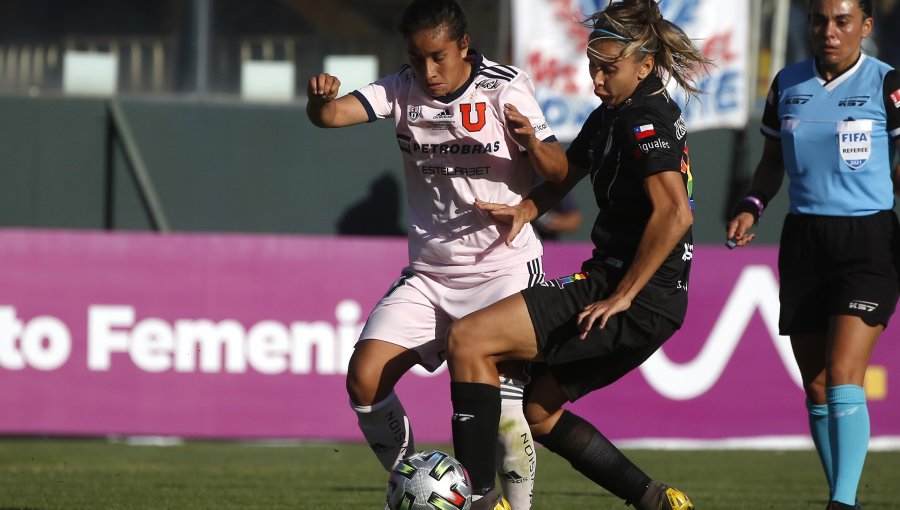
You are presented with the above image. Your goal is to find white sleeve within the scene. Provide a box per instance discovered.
[499,71,556,145]
[352,73,399,121]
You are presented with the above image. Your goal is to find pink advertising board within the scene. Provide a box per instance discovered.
[0,229,897,445]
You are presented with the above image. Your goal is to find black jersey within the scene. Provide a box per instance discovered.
[566,75,693,325]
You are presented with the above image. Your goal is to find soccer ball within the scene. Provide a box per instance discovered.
[386,450,472,510]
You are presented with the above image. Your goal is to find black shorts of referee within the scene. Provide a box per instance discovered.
[521,268,678,402]
[778,209,900,335]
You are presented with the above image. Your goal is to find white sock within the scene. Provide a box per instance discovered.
[496,377,535,510]
[351,391,415,471]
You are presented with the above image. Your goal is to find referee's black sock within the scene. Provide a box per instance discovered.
[450,382,501,496]
[535,410,651,504]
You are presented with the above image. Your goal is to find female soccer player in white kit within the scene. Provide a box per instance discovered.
[306,1,567,507]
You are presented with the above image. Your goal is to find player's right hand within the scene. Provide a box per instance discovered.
[577,293,632,337]
[475,198,533,246]
[725,212,756,249]
[307,73,341,103]
[503,103,536,149]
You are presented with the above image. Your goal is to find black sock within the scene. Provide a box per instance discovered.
[450,382,501,495]
[535,410,651,503]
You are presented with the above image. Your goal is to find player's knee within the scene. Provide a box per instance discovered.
[345,372,370,406]
[526,413,556,437]
[446,319,483,365]
[825,362,865,388]
[346,360,380,406]
[803,377,827,404]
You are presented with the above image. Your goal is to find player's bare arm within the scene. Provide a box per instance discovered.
[503,103,568,183]
[305,73,369,128]
[577,170,692,335]
[726,137,786,247]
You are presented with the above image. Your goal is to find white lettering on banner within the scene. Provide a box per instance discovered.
[133,318,175,372]
[0,306,72,371]
[640,266,802,400]
[23,318,71,370]
[247,321,290,374]
[174,320,247,373]
[87,301,362,374]
[88,305,134,370]
[0,306,71,371]
[0,269,806,395]
[289,322,334,374]
[0,306,27,369]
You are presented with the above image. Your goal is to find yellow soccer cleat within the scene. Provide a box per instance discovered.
[660,486,693,510]
[471,488,511,510]
[635,481,694,510]
[493,497,511,510]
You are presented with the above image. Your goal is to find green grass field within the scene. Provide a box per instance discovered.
[0,438,897,509]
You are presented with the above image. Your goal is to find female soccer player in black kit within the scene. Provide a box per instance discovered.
[727,1,900,508]
[444,1,710,509]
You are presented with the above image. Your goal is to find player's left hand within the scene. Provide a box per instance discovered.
[475,198,531,246]
[503,104,536,148]
[725,212,757,249]
[576,294,632,339]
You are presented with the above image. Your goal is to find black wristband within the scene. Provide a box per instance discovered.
[732,200,761,224]
[745,189,770,208]
[730,190,770,225]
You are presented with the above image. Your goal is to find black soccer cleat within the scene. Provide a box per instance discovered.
[826,501,861,510]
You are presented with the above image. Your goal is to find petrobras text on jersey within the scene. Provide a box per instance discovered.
[410,141,501,155]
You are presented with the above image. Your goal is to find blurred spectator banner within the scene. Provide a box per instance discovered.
[0,230,897,447]
[512,0,751,141]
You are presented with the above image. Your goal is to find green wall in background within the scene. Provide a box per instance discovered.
[0,95,791,245]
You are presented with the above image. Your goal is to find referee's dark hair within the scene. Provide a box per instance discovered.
[808,0,873,18]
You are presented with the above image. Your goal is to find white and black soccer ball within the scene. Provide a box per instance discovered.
[386,450,472,510]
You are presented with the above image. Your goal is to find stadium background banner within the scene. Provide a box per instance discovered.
[0,230,897,447]
[512,0,750,141]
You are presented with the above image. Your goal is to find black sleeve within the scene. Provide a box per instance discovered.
[566,106,604,168]
[617,105,682,180]
[884,69,900,140]
[760,73,781,139]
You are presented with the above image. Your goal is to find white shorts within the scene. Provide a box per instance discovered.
[359,258,544,371]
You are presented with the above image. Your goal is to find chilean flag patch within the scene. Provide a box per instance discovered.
[633,124,656,139]
[891,88,900,109]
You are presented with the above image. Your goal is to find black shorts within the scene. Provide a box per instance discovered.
[521,270,678,402]
[778,210,900,335]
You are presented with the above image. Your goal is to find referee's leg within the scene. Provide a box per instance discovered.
[825,316,881,507]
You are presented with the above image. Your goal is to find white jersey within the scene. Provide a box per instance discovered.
[351,51,556,274]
